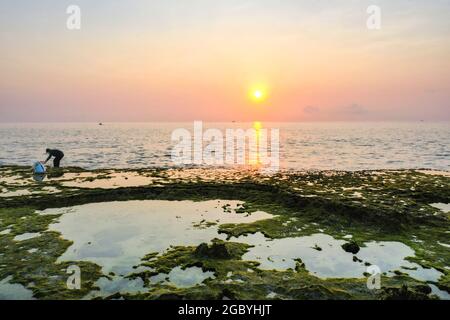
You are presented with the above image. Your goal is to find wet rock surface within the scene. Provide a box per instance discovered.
[0,166,449,300]
[342,241,361,254]
[195,242,233,259]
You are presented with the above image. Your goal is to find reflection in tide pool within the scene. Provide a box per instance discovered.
[61,172,158,189]
[13,232,41,242]
[150,266,215,288]
[235,233,443,284]
[37,200,448,298]
[86,266,215,299]
[84,276,146,299]
[45,200,273,275]
[43,200,273,296]
[430,203,450,213]
[0,276,35,300]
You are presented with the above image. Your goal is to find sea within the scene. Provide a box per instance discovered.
[0,122,448,171]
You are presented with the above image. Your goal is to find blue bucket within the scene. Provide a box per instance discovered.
[33,162,46,174]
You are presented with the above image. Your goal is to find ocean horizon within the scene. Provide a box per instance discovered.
[1,121,448,171]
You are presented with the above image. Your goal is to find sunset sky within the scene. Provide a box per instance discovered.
[1,0,449,122]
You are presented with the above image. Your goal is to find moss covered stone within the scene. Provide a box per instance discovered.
[342,241,360,254]
[1,165,449,300]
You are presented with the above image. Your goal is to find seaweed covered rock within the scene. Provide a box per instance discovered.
[195,241,232,259]
[381,284,434,300]
[294,258,306,271]
[193,239,251,260]
[341,241,360,254]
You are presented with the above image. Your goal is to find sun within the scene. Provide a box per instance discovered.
[254,90,263,99]
[250,88,266,102]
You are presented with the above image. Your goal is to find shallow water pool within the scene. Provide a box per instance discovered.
[0,276,35,300]
[35,199,449,299]
[235,232,443,282]
[41,200,273,297]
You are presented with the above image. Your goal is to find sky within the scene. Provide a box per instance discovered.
[0,0,449,122]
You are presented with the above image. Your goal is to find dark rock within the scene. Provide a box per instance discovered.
[382,285,434,300]
[221,288,236,300]
[294,258,305,271]
[415,284,432,295]
[341,241,360,254]
[194,242,232,259]
[195,243,209,256]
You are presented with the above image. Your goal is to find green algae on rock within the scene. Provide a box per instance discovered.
[0,165,449,299]
[342,241,361,254]
[126,239,440,300]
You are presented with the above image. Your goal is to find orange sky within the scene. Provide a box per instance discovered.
[1,1,449,122]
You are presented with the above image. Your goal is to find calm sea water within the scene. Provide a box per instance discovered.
[0,122,448,171]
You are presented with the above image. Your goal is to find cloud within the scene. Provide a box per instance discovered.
[340,103,368,115]
[303,105,320,114]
